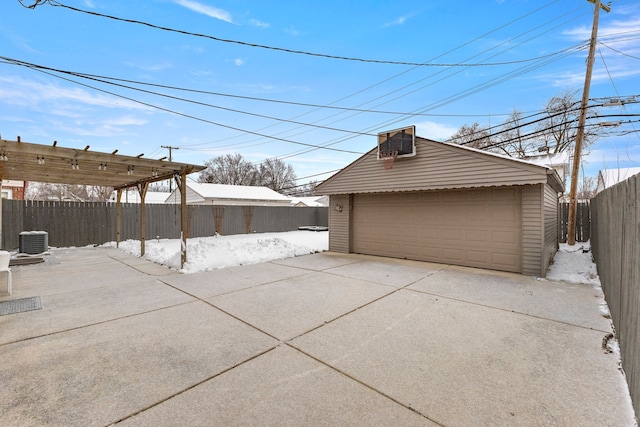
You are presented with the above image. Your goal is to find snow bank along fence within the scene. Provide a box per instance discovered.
[558,201,590,243]
[591,173,640,416]
[1,200,328,250]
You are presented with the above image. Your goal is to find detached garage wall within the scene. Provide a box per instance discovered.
[521,183,559,276]
[329,194,351,253]
[319,138,563,277]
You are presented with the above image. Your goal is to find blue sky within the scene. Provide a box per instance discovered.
[1,0,639,186]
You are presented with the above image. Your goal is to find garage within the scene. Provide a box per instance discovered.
[352,187,522,272]
[317,132,564,277]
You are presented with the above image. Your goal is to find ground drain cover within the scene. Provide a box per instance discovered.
[0,297,42,316]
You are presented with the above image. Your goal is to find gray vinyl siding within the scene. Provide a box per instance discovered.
[318,138,550,195]
[328,194,350,253]
[522,184,543,276]
[542,184,559,274]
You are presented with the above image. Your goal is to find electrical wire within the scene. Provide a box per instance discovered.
[4,59,364,155]
[599,41,640,60]
[0,56,521,119]
[20,0,573,68]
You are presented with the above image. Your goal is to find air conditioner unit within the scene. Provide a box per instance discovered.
[19,231,49,255]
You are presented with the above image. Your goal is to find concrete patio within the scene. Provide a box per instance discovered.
[0,247,635,426]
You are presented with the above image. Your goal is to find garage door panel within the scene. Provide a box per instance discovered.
[493,230,518,244]
[467,250,489,264]
[352,188,522,273]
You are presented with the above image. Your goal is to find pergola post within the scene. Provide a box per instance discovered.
[0,179,3,250]
[174,171,187,268]
[116,188,123,248]
[138,182,149,257]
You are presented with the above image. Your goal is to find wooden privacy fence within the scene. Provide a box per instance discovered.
[558,201,590,243]
[591,173,640,417]
[1,200,328,250]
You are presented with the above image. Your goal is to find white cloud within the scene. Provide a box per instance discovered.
[234,58,244,66]
[415,121,460,141]
[382,15,408,28]
[125,61,173,72]
[49,115,147,137]
[174,0,233,23]
[83,0,95,8]
[0,76,153,112]
[248,18,269,28]
[538,65,640,88]
[285,27,301,37]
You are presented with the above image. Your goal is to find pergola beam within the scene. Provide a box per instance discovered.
[0,138,202,188]
[0,137,204,264]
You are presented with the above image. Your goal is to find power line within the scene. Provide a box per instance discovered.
[0,56,518,119]
[21,0,573,68]
[241,8,592,162]
[599,41,640,60]
[0,56,379,138]
[6,59,364,155]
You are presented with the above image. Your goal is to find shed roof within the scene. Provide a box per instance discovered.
[167,182,291,204]
[0,138,204,189]
[317,137,564,194]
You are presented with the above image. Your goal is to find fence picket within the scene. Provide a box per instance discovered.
[558,201,590,243]
[1,200,328,250]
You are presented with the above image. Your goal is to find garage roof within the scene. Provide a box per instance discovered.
[318,137,564,195]
[0,137,204,189]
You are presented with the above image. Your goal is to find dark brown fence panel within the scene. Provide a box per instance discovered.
[591,174,639,417]
[558,201,590,243]
[1,200,328,250]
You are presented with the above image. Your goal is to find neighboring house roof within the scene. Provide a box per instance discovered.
[317,137,564,195]
[166,182,292,206]
[596,167,640,193]
[109,191,172,204]
[523,151,570,192]
[290,196,329,207]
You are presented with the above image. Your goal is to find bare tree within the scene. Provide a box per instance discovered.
[448,122,491,149]
[149,182,170,192]
[577,175,597,200]
[198,153,258,185]
[258,158,297,193]
[87,186,113,201]
[535,89,600,154]
[494,109,534,158]
[26,183,88,201]
[289,180,318,197]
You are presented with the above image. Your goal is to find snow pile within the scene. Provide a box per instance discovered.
[546,241,600,285]
[106,230,328,273]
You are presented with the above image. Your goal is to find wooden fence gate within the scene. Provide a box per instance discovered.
[558,201,590,243]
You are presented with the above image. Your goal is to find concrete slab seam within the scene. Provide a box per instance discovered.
[0,299,197,348]
[109,345,280,426]
[107,253,176,276]
[270,256,364,271]
[157,278,284,342]
[315,263,452,291]
[404,287,613,334]
[286,269,447,342]
[284,342,446,427]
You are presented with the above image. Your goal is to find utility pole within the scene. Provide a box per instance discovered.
[567,0,610,246]
[161,145,180,191]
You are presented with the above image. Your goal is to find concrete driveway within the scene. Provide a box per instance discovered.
[0,247,635,426]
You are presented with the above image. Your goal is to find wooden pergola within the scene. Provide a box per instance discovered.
[0,137,205,268]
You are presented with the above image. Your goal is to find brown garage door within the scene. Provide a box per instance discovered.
[352,187,522,273]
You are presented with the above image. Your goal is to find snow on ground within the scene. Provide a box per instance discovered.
[546,241,600,285]
[546,241,613,324]
[105,230,328,273]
